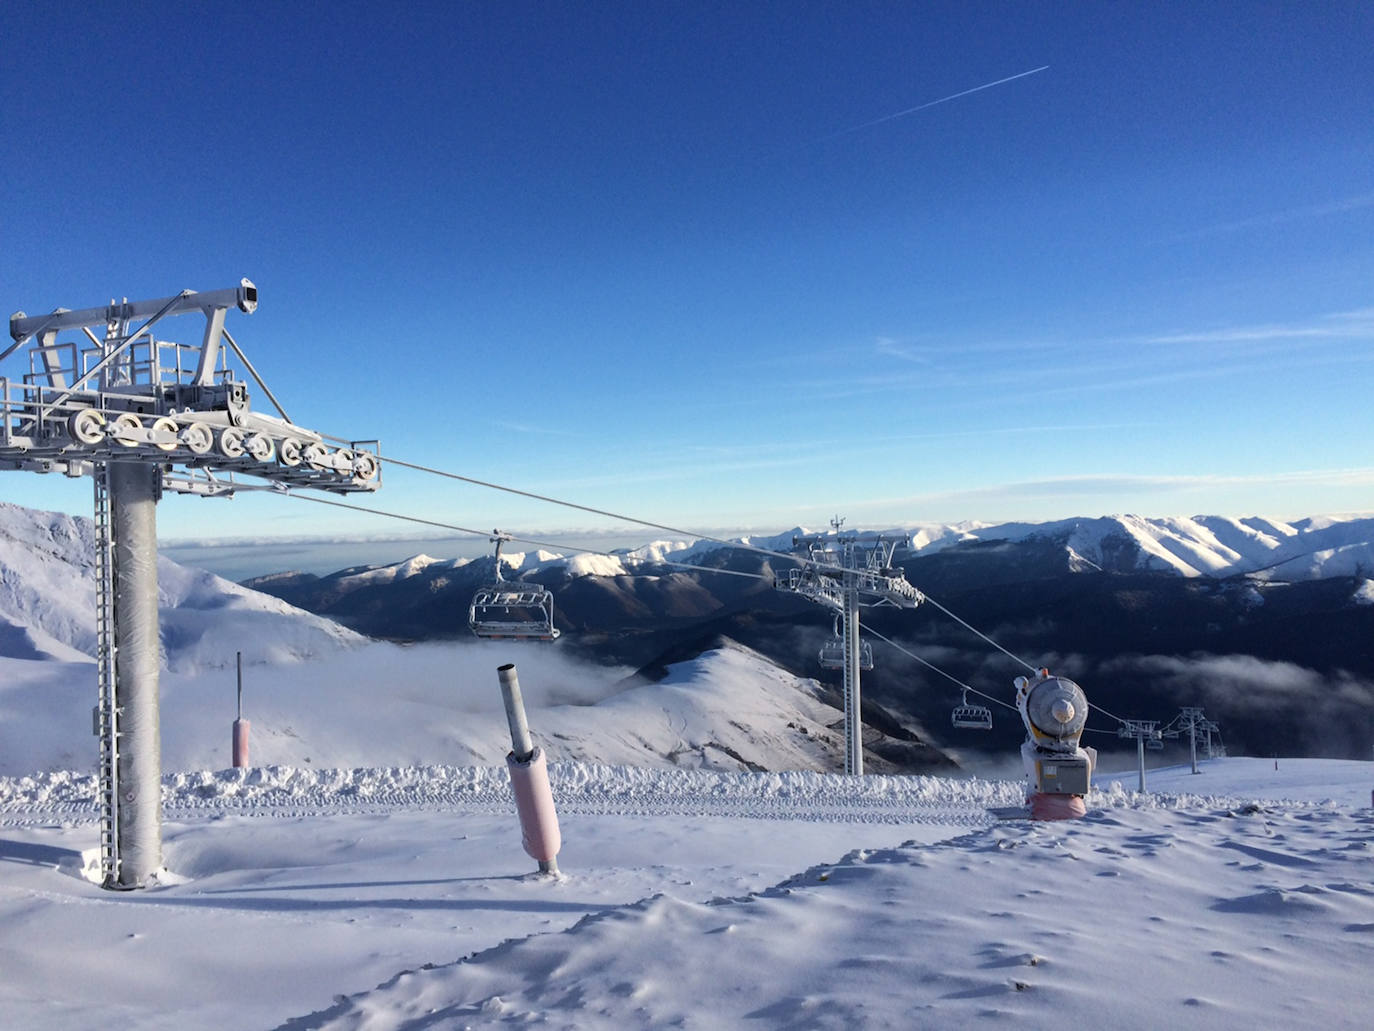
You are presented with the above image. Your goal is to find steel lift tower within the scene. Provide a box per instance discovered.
[2,280,379,889]
[1164,706,1210,774]
[1118,719,1164,792]
[775,519,923,775]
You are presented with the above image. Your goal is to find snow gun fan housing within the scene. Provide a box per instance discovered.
[1017,672,1089,750]
[1015,671,1095,815]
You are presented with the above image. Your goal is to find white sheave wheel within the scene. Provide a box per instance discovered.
[111,413,142,447]
[278,438,304,467]
[150,417,179,452]
[68,409,105,445]
[217,427,246,459]
[246,433,276,462]
[180,422,214,455]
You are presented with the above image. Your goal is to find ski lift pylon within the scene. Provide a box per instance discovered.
[468,532,560,641]
[951,689,993,730]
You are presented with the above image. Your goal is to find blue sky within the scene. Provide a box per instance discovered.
[3,1,1373,571]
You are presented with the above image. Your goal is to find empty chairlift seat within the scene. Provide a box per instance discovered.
[468,534,560,641]
[817,615,873,670]
[951,689,993,730]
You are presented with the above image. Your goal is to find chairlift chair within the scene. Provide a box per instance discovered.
[817,614,873,670]
[1146,737,1164,750]
[468,533,560,641]
[951,689,993,730]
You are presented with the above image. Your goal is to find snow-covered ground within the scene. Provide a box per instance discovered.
[2,758,1371,1029]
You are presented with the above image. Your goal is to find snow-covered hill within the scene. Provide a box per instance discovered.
[304,765,1373,1031]
[0,501,363,670]
[0,638,942,777]
[928,512,1374,579]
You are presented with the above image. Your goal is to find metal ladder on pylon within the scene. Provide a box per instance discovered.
[92,467,122,887]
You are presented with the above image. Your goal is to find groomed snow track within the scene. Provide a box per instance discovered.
[1,761,1333,833]
[1,762,1027,829]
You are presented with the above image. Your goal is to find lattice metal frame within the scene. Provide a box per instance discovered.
[92,469,121,886]
[1163,706,1209,774]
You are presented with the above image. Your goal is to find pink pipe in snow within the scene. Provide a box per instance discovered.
[232,718,250,768]
[506,747,561,865]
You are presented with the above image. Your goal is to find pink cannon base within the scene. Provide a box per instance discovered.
[1029,792,1087,821]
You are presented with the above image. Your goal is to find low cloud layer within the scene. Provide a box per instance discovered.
[239,639,636,714]
[1100,652,1374,756]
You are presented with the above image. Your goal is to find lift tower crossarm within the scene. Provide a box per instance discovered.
[0,279,378,495]
[8,280,257,347]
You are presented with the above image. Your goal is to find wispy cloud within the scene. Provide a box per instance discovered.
[1324,306,1374,323]
[1159,190,1374,244]
[821,468,1374,515]
[678,303,1374,415]
[1142,312,1374,346]
[1144,326,1339,345]
[873,336,932,364]
[684,421,1159,453]
[490,419,580,437]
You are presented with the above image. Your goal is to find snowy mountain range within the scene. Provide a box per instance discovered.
[226,509,1374,763]
[238,512,1374,647]
[895,512,1374,580]
[482,511,1374,582]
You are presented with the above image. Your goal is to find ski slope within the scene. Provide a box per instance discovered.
[1,758,1370,1029]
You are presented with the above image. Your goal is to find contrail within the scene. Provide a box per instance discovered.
[818,65,1050,142]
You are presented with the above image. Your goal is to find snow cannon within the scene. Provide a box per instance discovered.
[1015,670,1095,820]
